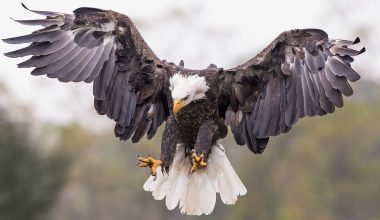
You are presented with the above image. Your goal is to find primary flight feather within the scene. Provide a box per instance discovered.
[3,4,365,215]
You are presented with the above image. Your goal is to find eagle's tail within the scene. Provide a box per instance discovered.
[143,141,247,216]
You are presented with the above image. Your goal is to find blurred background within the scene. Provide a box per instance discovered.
[0,0,379,219]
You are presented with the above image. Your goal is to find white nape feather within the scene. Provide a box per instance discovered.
[169,73,209,102]
[143,141,247,216]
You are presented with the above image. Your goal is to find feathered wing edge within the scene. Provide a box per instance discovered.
[3,4,170,142]
[221,29,365,154]
[143,141,247,216]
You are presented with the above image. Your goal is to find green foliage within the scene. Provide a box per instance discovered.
[0,110,69,220]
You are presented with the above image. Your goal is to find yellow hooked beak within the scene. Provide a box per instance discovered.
[173,99,186,114]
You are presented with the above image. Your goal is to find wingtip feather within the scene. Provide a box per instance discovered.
[358,47,366,55]
[73,7,105,15]
[20,2,63,17]
[2,37,17,44]
[21,2,28,10]
[3,51,17,58]
[353,37,360,44]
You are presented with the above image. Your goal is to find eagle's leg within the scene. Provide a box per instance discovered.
[160,116,179,173]
[136,116,178,176]
[191,120,217,174]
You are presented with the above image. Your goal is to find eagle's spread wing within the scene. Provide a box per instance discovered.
[4,4,170,142]
[219,29,365,154]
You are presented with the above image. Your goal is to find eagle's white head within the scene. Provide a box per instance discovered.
[169,73,209,114]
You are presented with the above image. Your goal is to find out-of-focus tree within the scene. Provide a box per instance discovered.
[0,103,70,220]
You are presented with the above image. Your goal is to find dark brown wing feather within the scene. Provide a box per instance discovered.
[3,4,171,142]
[220,29,364,154]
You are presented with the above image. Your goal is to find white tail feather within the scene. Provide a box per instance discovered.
[143,141,247,216]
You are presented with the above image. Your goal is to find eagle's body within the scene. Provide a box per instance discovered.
[4,4,365,216]
[168,68,223,157]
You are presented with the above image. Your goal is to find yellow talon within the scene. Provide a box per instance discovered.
[137,155,162,176]
[190,151,207,174]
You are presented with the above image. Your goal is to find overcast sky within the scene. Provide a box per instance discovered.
[0,0,378,126]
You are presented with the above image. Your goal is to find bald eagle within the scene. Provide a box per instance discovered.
[4,4,365,216]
